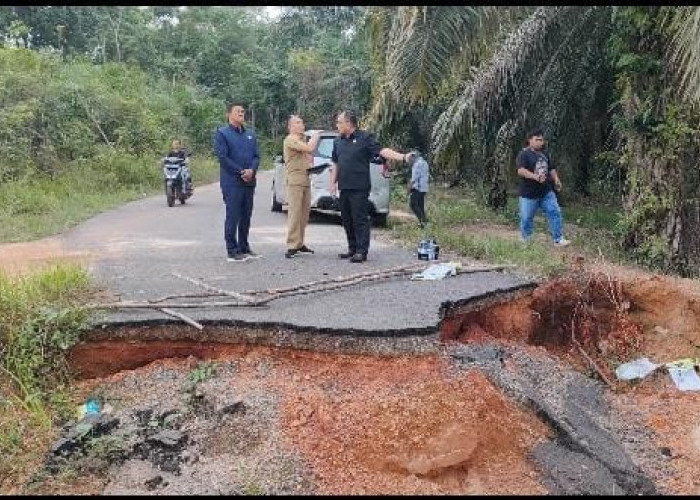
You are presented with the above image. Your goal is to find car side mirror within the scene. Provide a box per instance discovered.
[274,155,283,163]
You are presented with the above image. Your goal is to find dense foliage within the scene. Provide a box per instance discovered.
[366,6,700,276]
[0,47,219,183]
[0,6,371,140]
[0,6,698,275]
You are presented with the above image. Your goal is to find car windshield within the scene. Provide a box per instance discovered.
[314,137,335,159]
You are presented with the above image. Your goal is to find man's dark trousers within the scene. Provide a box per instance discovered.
[409,189,426,223]
[339,189,370,256]
[223,185,255,255]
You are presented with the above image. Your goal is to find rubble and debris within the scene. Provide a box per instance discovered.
[615,357,700,391]
[615,357,660,381]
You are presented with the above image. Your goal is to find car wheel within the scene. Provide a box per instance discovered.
[271,183,283,212]
[372,213,388,227]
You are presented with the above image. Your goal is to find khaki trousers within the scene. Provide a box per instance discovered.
[286,183,311,249]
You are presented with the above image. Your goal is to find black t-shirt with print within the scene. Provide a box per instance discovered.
[516,147,555,199]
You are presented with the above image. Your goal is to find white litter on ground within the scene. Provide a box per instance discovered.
[410,262,460,281]
[615,356,700,391]
[615,357,659,380]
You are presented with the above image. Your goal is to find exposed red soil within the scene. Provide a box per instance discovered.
[440,268,700,495]
[273,350,551,495]
[69,340,252,379]
[69,346,551,495]
[439,270,700,378]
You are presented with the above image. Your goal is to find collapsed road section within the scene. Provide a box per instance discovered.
[50,269,675,495]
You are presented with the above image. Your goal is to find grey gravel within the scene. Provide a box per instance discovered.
[448,342,657,495]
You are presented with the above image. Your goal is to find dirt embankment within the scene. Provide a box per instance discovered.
[18,349,552,495]
[439,268,700,495]
[440,268,700,371]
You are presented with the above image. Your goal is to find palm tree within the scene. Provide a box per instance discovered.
[366,5,700,276]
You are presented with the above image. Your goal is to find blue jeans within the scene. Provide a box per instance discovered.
[519,190,564,242]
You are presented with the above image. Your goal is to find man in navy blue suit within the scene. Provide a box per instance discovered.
[213,102,261,262]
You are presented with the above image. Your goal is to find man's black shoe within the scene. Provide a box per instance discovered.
[298,245,314,254]
[349,253,367,263]
[338,251,355,259]
[285,249,299,259]
[227,253,250,262]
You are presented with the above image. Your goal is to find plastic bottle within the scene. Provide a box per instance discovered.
[85,397,101,415]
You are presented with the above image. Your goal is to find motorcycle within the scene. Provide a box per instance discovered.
[162,155,193,207]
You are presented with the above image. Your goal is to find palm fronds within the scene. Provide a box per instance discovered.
[383,6,483,104]
[431,7,611,169]
[669,6,700,105]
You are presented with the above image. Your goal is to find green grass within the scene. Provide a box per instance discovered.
[258,137,282,171]
[389,216,567,278]
[0,154,220,243]
[389,184,625,278]
[0,264,93,411]
[0,264,93,489]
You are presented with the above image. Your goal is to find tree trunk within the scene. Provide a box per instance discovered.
[487,120,516,210]
[616,6,700,276]
[620,92,700,276]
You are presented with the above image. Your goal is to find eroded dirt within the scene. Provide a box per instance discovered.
[4,220,700,494]
[29,347,552,495]
[439,269,700,495]
[0,237,95,276]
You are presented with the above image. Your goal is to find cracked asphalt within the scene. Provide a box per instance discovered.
[58,171,535,333]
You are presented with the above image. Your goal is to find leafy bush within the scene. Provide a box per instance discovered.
[0,47,221,183]
[0,265,92,408]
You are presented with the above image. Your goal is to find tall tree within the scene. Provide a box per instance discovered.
[367,5,700,275]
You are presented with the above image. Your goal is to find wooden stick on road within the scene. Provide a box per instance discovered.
[87,300,268,309]
[149,292,222,304]
[244,262,513,297]
[171,272,260,304]
[90,263,518,315]
[253,269,417,304]
[250,264,512,304]
[159,307,204,330]
[243,263,427,295]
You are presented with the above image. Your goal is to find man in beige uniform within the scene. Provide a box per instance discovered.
[283,115,320,258]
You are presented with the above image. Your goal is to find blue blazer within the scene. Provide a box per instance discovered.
[213,124,260,189]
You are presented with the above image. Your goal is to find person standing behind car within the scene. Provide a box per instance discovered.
[213,101,261,262]
[329,109,411,263]
[282,115,321,259]
[406,150,429,228]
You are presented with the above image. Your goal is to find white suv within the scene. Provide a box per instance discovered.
[271,130,391,226]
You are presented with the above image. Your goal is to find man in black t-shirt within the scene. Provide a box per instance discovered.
[516,129,570,246]
[329,109,411,263]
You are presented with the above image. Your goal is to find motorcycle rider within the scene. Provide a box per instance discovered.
[166,139,193,196]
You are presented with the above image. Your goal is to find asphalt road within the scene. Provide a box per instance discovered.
[60,171,535,333]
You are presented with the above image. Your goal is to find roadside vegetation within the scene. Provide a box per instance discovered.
[388,183,624,278]
[0,264,94,491]
[0,47,222,243]
[369,6,700,278]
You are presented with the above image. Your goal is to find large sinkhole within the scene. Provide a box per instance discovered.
[53,272,667,495]
[63,336,553,494]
